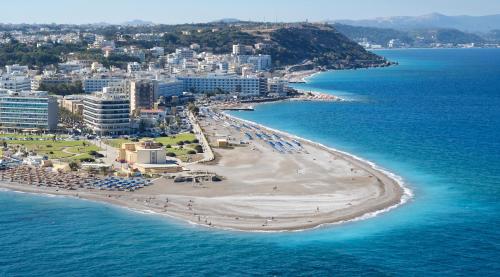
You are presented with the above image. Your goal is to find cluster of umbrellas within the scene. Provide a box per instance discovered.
[92,177,151,191]
[0,166,95,190]
[0,165,151,192]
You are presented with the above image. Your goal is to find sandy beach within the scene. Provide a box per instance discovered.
[0,111,409,232]
[282,69,321,83]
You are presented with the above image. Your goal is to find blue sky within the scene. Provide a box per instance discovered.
[2,0,499,24]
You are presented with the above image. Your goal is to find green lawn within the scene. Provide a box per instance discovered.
[104,138,130,148]
[0,134,67,139]
[105,133,196,149]
[2,135,101,161]
[155,133,196,146]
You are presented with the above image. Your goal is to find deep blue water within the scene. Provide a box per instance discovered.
[1,49,500,276]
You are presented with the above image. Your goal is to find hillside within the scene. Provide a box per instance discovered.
[333,23,486,47]
[333,23,413,45]
[0,23,389,70]
[410,29,485,44]
[484,30,500,42]
[267,24,387,69]
[115,23,389,69]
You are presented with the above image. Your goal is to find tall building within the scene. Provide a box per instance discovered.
[232,44,241,55]
[129,80,158,114]
[0,90,59,131]
[83,91,130,136]
[247,55,272,71]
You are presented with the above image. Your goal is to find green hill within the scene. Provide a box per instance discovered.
[268,24,388,69]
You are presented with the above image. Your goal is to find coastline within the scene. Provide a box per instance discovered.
[222,113,412,226]
[0,111,411,232]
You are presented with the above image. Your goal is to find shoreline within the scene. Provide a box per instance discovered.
[222,113,413,225]
[0,113,411,233]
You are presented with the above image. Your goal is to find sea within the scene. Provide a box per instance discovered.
[1,48,499,276]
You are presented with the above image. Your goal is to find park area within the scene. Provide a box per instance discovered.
[0,134,102,162]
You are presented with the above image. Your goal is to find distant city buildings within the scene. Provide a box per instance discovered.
[0,32,297,135]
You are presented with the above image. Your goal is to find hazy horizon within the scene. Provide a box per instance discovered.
[1,0,499,25]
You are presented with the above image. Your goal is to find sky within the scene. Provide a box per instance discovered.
[1,0,499,24]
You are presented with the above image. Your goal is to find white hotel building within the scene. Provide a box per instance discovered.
[83,92,130,136]
[83,77,126,93]
[177,74,267,97]
[0,90,59,131]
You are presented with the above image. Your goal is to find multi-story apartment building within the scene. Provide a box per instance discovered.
[237,55,272,71]
[31,74,74,91]
[175,48,195,59]
[0,75,31,92]
[129,80,157,114]
[5,64,29,74]
[83,77,126,93]
[0,90,59,131]
[60,95,86,116]
[247,55,272,71]
[83,92,130,136]
[268,78,289,96]
[177,74,267,97]
[157,79,183,98]
[127,62,142,73]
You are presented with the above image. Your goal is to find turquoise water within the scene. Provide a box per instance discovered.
[1,49,500,276]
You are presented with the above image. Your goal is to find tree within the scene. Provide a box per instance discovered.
[187,102,200,116]
[194,145,203,153]
[39,81,84,96]
[69,161,79,171]
[138,119,146,133]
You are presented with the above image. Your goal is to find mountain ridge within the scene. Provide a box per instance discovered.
[332,13,500,33]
